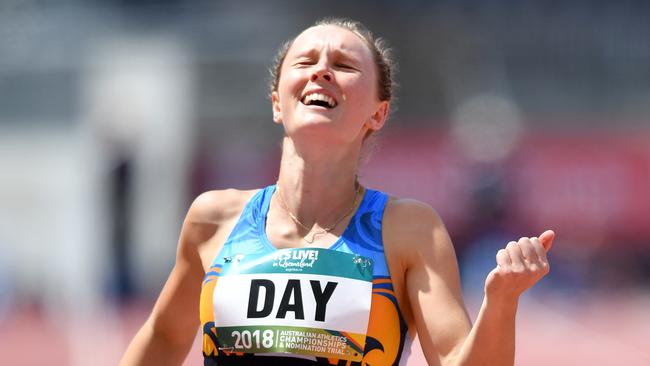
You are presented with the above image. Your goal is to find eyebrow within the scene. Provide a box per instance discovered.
[290,47,363,65]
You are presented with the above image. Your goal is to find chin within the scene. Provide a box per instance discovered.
[287,120,339,142]
[295,113,338,127]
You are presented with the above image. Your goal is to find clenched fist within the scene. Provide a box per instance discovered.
[485,230,555,300]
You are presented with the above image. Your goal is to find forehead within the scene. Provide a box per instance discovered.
[288,25,373,60]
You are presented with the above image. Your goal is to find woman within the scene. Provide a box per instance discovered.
[120,18,554,366]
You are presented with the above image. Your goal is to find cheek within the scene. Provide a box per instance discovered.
[346,78,378,113]
[278,69,306,99]
[345,69,377,101]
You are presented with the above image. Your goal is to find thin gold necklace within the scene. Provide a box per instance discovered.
[275,183,362,244]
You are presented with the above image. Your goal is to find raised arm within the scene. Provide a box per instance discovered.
[455,230,554,366]
[387,200,553,366]
[119,193,221,366]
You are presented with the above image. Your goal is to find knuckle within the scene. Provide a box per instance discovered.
[531,244,544,253]
[496,249,507,259]
[512,264,525,273]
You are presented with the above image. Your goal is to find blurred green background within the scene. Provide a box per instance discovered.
[1,1,649,365]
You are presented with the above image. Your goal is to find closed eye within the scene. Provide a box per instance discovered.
[292,59,316,67]
[335,63,357,71]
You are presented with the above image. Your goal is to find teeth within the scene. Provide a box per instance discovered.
[302,93,336,108]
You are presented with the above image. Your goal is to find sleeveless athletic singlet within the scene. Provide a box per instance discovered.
[199,185,411,365]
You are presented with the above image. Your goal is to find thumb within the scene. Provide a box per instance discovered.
[538,230,555,252]
[484,266,499,288]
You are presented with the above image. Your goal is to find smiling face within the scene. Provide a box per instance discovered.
[272,25,389,145]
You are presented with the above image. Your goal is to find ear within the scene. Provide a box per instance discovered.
[366,101,390,131]
[271,91,283,124]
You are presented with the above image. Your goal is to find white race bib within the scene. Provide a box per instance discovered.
[213,248,373,361]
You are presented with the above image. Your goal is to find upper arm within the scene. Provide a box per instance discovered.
[149,188,258,347]
[145,192,221,347]
[385,200,471,366]
[121,190,252,365]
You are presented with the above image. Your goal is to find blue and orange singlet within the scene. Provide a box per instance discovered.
[199,185,411,365]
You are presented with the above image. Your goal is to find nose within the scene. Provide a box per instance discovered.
[310,61,332,82]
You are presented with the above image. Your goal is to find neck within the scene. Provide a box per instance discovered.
[275,136,362,228]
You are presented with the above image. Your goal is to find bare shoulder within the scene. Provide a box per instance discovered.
[185,188,259,226]
[384,197,448,242]
[384,197,446,233]
[179,188,259,265]
[383,197,454,267]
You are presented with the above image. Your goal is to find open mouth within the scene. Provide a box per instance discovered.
[301,92,338,109]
